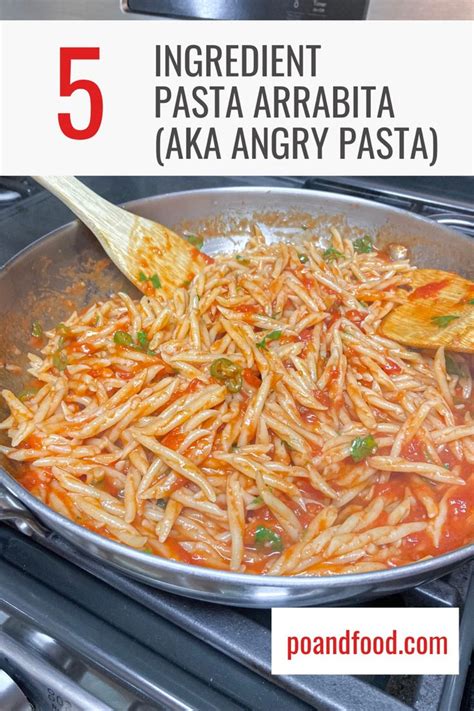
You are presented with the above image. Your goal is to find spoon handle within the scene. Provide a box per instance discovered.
[33,176,134,242]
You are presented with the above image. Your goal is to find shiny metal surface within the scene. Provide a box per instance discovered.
[0,598,199,711]
[124,0,369,20]
[0,670,31,711]
[1,0,472,20]
[0,186,473,607]
[0,631,112,711]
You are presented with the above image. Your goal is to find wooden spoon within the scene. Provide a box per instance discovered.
[32,178,474,353]
[379,268,474,352]
[33,176,212,297]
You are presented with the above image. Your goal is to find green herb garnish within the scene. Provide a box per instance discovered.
[52,350,68,371]
[350,434,378,463]
[256,330,282,350]
[468,299,474,305]
[113,330,134,347]
[323,247,344,262]
[252,495,263,505]
[353,235,374,254]
[31,320,43,339]
[185,234,204,250]
[431,314,459,328]
[255,525,283,552]
[298,253,309,263]
[138,272,161,289]
[136,330,149,351]
[114,329,155,355]
[210,357,243,393]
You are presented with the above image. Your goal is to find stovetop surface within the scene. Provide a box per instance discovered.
[0,175,473,711]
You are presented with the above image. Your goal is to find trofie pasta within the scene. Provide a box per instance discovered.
[1,227,473,576]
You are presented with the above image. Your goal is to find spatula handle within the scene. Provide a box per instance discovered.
[32,176,133,237]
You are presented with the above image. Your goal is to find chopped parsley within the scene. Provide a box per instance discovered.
[31,320,43,339]
[255,525,283,552]
[323,247,344,262]
[136,330,149,351]
[138,271,161,289]
[353,235,374,254]
[256,330,282,350]
[298,253,309,263]
[350,434,378,463]
[113,330,134,347]
[185,234,204,250]
[431,314,459,328]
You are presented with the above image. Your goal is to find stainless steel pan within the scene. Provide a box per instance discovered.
[1,186,473,607]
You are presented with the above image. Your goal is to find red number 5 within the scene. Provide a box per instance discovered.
[58,47,103,140]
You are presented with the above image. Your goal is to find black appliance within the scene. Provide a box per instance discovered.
[125,0,369,20]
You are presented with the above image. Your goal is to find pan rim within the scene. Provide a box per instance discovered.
[1,467,473,588]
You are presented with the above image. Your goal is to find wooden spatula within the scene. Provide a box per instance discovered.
[380,269,474,352]
[33,176,212,297]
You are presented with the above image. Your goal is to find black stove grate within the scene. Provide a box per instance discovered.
[1,526,473,711]
[0,177,42,209]
[303,177,474,238]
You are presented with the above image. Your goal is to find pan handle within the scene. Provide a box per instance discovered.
[0,485,49,539]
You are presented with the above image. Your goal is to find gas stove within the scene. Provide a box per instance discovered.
[0,175,473,710]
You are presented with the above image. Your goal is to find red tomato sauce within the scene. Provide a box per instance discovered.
[345,309,366,325]
[382,358,402,375]
[242,368,261,388]
[401,437,427,462]
[409,279,450,300]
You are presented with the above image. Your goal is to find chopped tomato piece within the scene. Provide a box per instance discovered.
[242,368,261,388]
[345,309,366,325]
[382,359,402,375]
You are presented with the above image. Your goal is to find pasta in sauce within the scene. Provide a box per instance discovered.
[1,227,473,576]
